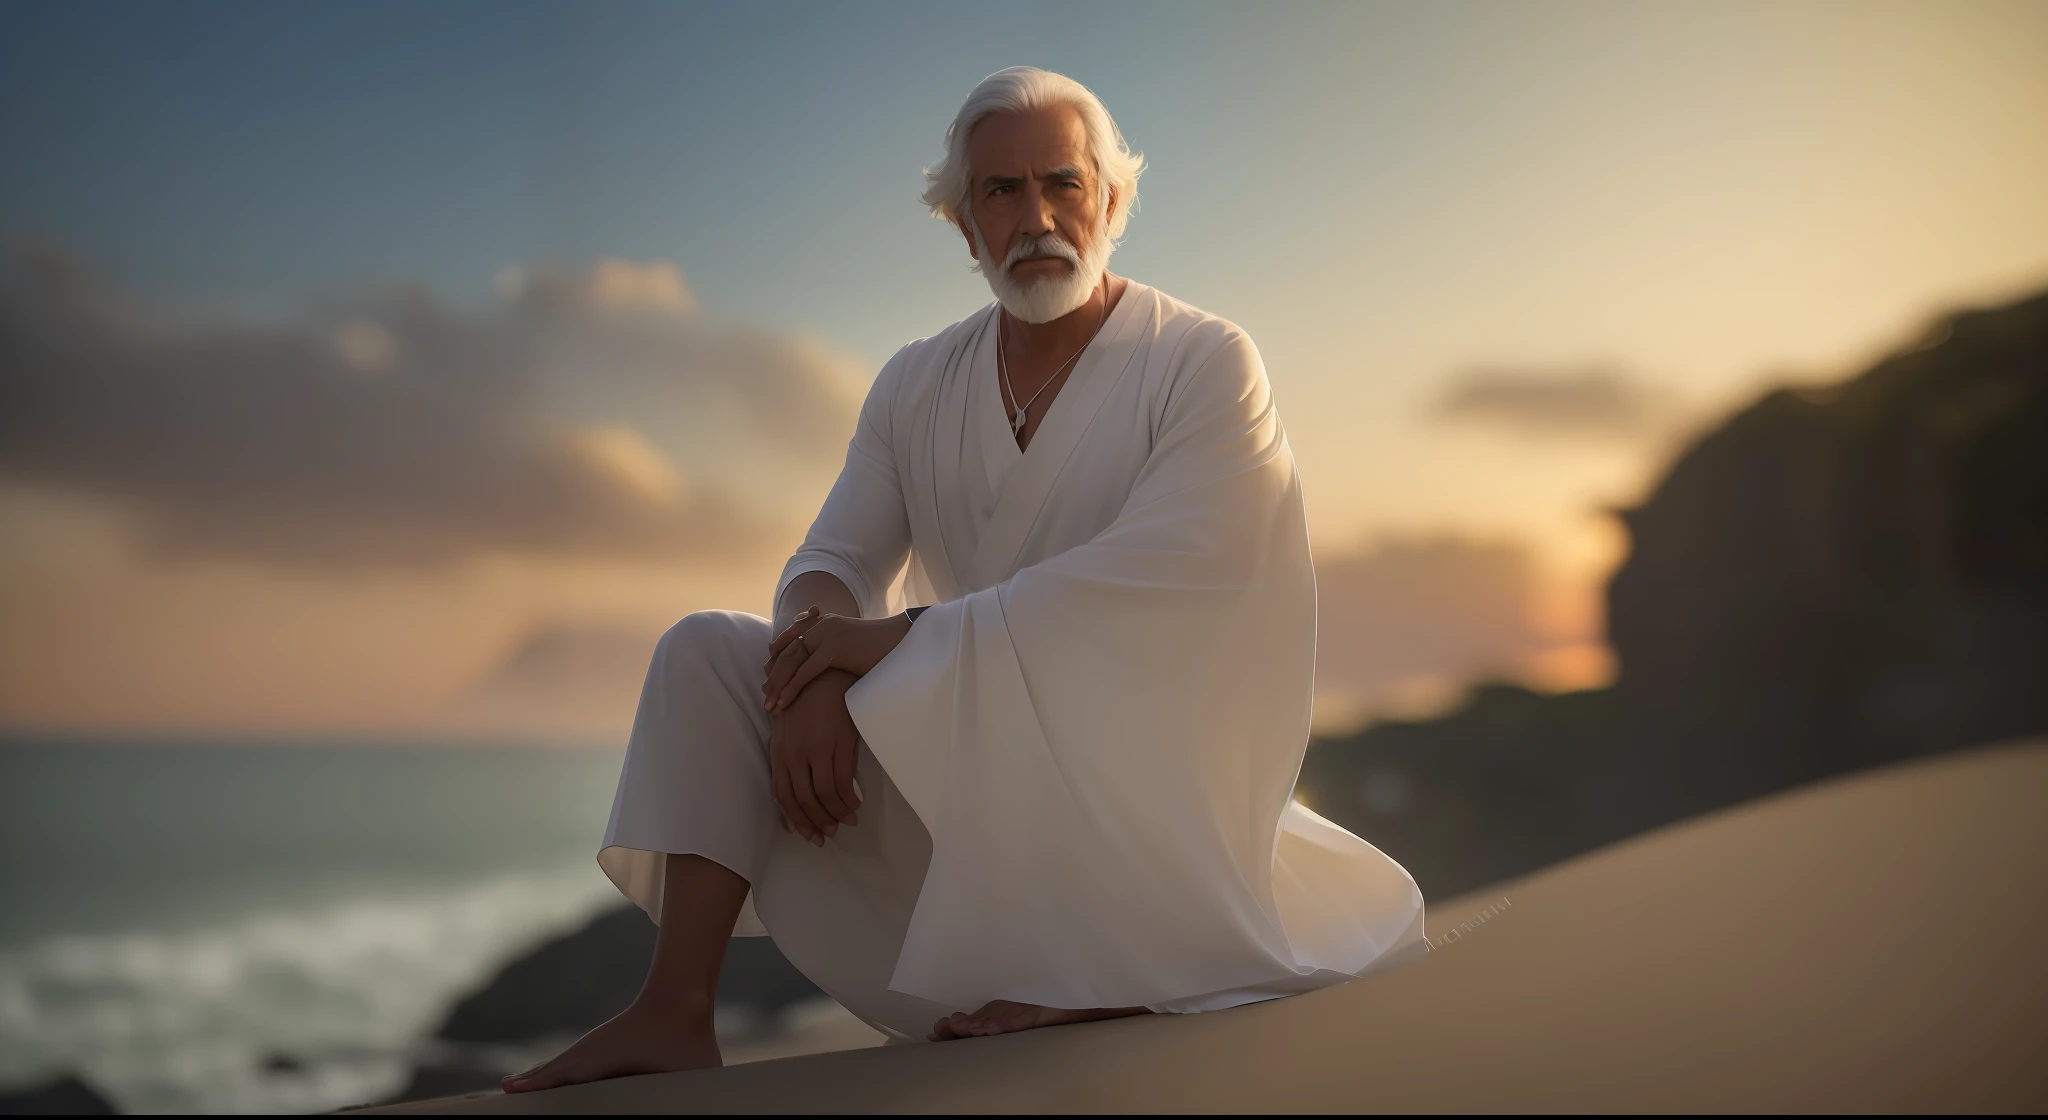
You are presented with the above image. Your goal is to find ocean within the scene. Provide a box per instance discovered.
[0,740,635,1114]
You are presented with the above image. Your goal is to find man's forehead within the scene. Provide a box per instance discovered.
[966,105,1092,176]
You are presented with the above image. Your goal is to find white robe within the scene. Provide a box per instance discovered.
[771,279,1426,1014]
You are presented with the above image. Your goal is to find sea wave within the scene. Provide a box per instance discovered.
[0,867,622,1113]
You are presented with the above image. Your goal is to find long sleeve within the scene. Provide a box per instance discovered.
[852,327,1303,813]
[840,326,1425,1013]
[772,350,914,620]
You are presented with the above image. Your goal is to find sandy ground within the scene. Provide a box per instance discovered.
[717,1000,886,1067]
[359,739,2047,1113]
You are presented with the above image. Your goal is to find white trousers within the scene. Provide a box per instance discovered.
[593,609,1376,1038]
[597,609,959,1040]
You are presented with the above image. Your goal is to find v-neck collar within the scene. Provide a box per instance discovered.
[976,281,1145,465]
[962,281,1152,590]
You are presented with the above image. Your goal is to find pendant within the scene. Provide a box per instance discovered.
[1012,409,1028,436]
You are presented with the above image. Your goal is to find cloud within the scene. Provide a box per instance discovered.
[1431,364,1679,440]
[0,243,866,568]
[1312,536,1584,728]
[495,259,697,314]
[441,535,1604,736]
[442,621,664,733]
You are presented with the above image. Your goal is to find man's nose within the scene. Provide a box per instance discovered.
[1019,186,1055,237]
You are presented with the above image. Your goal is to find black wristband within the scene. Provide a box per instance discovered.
[905,605,931,622]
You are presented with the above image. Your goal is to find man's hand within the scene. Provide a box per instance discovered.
[761,606,913,713]
[767,667,862,846]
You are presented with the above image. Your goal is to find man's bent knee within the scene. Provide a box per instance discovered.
[657,609,770,667]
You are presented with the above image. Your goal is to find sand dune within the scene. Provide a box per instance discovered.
[361,740,2047,1113]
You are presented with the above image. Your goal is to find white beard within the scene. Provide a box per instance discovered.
[972,218,1112,325]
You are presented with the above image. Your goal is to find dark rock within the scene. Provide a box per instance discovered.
[0,1075,117,1115]
[386,905,827,1105]
[1299,683,1642,900]
[1605,290,2048,816]
[432,906,652,1045]
[1299,289,2048,901]
[432,905,822,1045]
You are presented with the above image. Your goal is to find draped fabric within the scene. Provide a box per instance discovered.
[774,281,1424,1013]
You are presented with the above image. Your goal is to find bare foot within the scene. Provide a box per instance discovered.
[927,1000,1150,1042]
[502,997,720,1094]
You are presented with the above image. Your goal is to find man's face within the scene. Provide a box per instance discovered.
[957,103,1110,290]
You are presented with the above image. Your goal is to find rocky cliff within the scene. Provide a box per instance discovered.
[1607,291,2048,813]
[1303,289,2047,899]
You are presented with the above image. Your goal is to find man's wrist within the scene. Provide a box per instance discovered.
[776,668,855,719]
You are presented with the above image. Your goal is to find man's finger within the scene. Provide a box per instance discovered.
[811,755,853,826]
[767,611,818,659]
[786,759,836,844]
[768,618,838,705]
[767,605,824,656]
[763,641,806,707]
[771,753,810,841]
[833,741,861,825]
[775,645,834,710]
[770,754,797,836]
[769,752,794,837]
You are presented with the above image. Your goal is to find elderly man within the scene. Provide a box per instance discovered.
[505,66,1424,1094]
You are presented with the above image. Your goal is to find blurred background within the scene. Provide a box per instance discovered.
[2,0,2044,1112]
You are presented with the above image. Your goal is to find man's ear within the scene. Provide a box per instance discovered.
[955,216,978,260]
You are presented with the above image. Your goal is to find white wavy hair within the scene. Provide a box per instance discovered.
[920,67,1145,243]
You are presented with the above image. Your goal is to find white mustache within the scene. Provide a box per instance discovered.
[1004,234,1082,276]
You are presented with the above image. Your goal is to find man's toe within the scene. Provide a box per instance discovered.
[511,1069,555,1093]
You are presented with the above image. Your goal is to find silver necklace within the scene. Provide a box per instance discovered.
[998,299,1109,440]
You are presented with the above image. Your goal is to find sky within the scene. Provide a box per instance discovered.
[2,0,2045,737]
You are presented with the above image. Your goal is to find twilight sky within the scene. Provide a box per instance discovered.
[3,0,2044,736]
